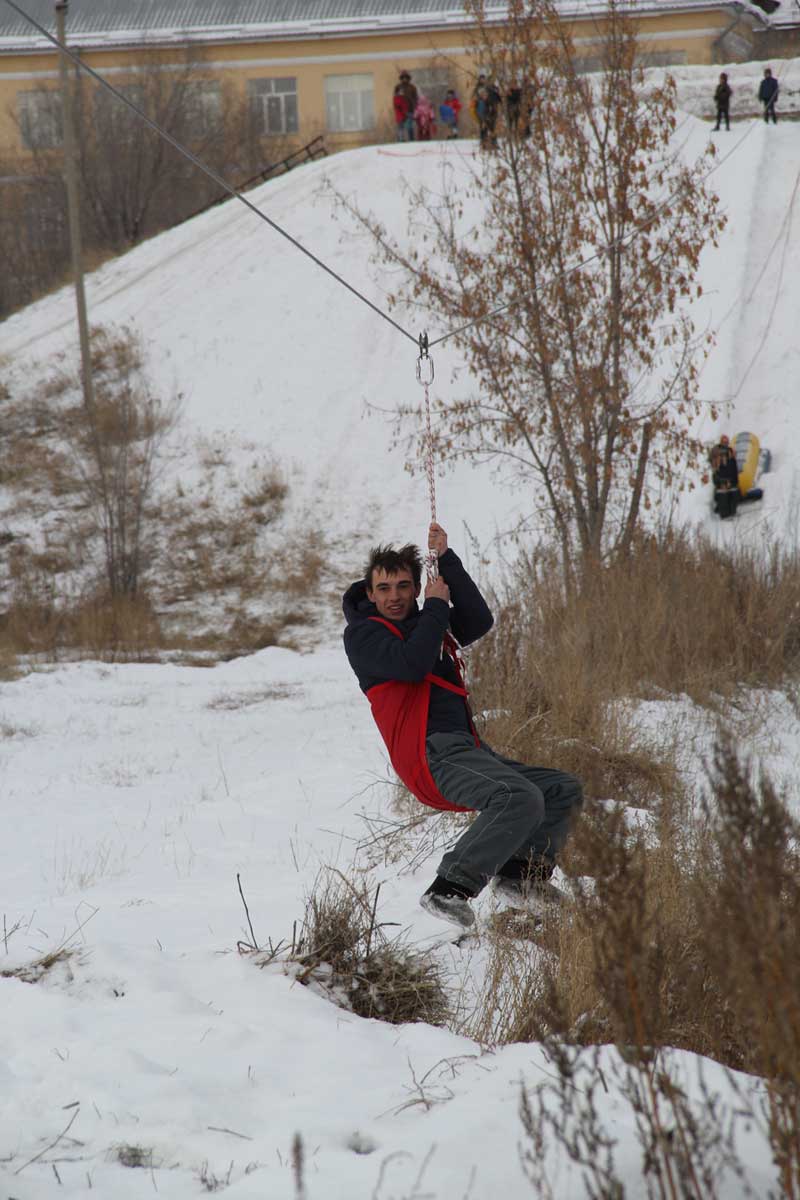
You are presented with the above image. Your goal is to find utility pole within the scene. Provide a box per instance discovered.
[55,0,95,412]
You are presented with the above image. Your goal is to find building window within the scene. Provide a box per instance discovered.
[18,89,63,150]
[325,74,374,133]
[248,77,299,136]
[92,82,145,132]
[183,81,222,136]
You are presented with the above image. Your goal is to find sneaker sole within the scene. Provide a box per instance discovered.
[420,892,476,929]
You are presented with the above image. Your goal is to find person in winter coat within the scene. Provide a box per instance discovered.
[714,72,732,131]
[471,75,501,148]
[712,440,739,519]
[758,67,779,124]
[393,87,412,141]
[439,89,462,138]
[342,521,583,929]
[414,92,436,141]
[395,71,418,139]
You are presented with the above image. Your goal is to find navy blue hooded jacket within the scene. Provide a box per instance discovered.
[342,548,493,736]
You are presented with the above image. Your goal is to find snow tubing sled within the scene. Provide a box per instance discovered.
[732,431,769,499]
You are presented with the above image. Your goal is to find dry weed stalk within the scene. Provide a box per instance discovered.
[693,739,800,1195]
[470,528,800,798]
[292,868,449,1026]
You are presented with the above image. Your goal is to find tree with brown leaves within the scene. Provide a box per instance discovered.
[349,0,724,567]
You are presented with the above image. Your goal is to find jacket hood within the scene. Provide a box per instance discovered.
[342,579,420,628]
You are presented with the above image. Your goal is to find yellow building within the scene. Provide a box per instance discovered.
[0,0,774,162]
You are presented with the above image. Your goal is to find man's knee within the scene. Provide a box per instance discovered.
[492,778,545,826]
[545,771,583,816]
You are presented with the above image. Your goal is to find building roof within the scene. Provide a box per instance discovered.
[0,0,775,50]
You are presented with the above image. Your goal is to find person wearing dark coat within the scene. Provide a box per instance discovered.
[395,71,418,140]
[758,68,779,124]
[714,73,732,131]
[713,446,739,519]
[342,522,583,929]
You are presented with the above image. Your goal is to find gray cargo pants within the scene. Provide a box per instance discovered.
[426,731,583,896]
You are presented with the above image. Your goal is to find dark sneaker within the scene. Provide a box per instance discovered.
[420,887,476,928]
[492,874,564,909]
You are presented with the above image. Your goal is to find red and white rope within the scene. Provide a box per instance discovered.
[417,346,438,581]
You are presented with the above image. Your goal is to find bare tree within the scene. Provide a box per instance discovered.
[72,51,265,250]
[1,52,284,315]
[343,0,724,566]
[70,326,180,597]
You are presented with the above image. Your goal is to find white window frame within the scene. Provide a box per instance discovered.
[18,89,63,150]
[248,77,299,136]
[325,74,374,133]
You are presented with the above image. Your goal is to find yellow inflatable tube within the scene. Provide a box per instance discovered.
[732,432,760,497]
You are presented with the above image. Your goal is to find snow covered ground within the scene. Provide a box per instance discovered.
[2,56,800,1199]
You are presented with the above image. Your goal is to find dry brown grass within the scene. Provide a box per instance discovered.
[479,738,800,1196]
[0,946,81,985]
[292,868,450,1026]
[470,528,800,804]
[0,574,163,662]
[469,738,800,1087]
[1,332,327,664]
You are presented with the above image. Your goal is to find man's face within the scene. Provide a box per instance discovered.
[367,567,419,621]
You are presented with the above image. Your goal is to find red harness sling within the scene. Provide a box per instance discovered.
[364,616,479,812]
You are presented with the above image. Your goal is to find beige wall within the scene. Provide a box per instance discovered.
[0,7,748,162]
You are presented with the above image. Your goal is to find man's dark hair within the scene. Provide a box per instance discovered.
[364,543,422,591]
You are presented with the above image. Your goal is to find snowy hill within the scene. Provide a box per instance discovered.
[3,64,800,554]
[2,58,800,1199]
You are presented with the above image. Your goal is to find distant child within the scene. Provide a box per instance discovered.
[414,93,436,140]
[439,89,462,138]
[758,67,779,124]
[393,86,412,141]
[713,72,731,131]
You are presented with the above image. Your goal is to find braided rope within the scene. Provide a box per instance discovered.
[422,377,439,581]
[417,341,438,581]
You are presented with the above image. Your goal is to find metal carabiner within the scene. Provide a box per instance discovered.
[416,331,435,386]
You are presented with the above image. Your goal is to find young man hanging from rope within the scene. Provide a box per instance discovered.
[342,522,583,928]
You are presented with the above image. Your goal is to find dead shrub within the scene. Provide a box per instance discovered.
[1,556,162,660]
[113,1144,155,1169]
[0,642,19,681]
[357,778,472,873]
[692,739,800,1192]
[241,468,289,514]
[279,528,329,599]
[65,590,164,659]
[469,735,800,1190]
[293,869,449,1026]
[1,946,81,985]
[471,528,800,805]
[1,333,322,661]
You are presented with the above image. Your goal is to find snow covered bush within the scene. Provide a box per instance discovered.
[292,869,449,1026]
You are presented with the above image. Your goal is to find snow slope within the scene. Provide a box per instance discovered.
[3,64,800,552]
[0,142,523,563]
[3,59,800,1199]
[0,649,787,1199]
